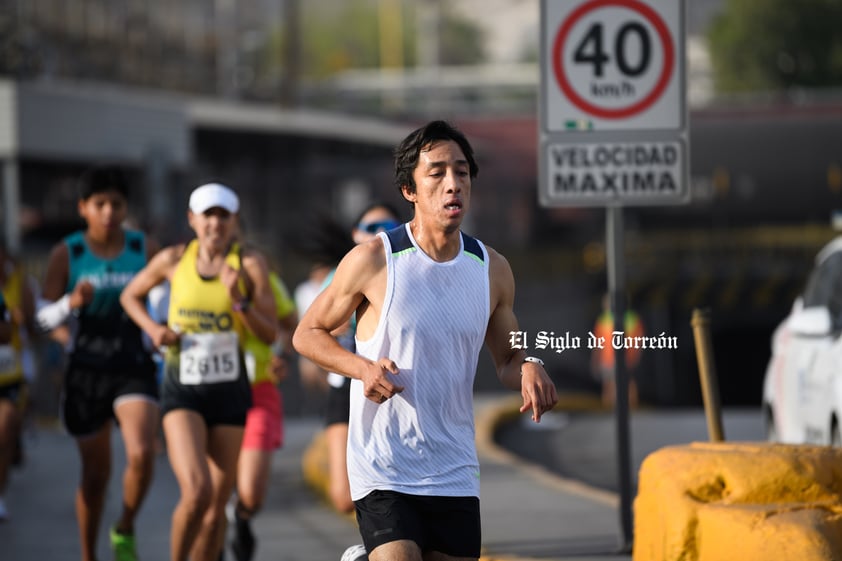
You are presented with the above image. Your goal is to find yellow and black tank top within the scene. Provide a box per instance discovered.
[241,271,295,384]
[0,279,19,387]
[167,239,247,340]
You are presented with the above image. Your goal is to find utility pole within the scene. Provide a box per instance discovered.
[214,0,239,99]
[416,0,441,115]
[278,0,300,107]
[378,0,405,112]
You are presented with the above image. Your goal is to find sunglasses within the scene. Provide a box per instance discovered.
[358,220,400,234]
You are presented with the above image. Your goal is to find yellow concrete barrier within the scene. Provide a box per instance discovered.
[301,429,331,505]
[633,442,842,561]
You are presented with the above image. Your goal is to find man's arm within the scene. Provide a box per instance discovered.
[36,242,94,334]
[39,243,69,303]
[292,241,403,403]
[10,267,38,339]
[484,248,558,422]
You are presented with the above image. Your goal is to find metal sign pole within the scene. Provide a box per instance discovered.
[2,160,20,253]
[538,1,687,550]
[606,205,633,551]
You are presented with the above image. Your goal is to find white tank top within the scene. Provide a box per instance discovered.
[349,224,490,500]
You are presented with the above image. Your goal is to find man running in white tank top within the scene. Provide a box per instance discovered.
[294,120,558,561]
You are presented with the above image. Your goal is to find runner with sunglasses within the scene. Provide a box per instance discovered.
[323,203,402,520]
[355,216,401,236]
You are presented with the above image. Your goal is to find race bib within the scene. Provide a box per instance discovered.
[179,332,240,385]
[0,345,16,374]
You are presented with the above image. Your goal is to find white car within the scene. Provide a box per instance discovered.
[763,236,842,446]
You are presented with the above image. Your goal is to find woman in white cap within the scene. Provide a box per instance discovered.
[121,183,278,561]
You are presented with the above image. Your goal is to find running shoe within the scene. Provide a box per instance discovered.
[340,544,368,561]
[230,508,255,561]
[110,527,138,561]
[0,497,8,522]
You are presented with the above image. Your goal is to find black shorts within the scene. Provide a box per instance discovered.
[61,361,159,437]
[160,360,252,427]
[0,380,27,408]
[325,377,351,427]
[354,490,481,558]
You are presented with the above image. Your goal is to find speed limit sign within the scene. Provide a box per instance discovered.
[543,0,684,131]
[539,0,688,207]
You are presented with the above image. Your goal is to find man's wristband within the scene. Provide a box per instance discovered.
[521,356,544,375]
[232,298,251,313]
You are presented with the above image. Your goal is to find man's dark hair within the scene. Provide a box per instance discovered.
[78,165,130,200]
[394,120,479,197]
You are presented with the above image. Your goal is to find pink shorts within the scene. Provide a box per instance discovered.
[242,381,284,451]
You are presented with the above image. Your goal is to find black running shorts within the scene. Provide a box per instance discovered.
[160,359,252,427]
[325,377,351,427]
[0,381,27,408]
[354,490,481,558]
[61,361,158,437]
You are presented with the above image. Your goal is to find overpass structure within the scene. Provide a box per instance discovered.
[0,78,411,254]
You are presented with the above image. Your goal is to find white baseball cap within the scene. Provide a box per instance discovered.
[188,183,240,214]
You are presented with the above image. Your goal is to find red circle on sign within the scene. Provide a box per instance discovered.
[552,0,674,119]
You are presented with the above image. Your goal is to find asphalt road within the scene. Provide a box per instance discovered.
[495,407,766,494]
[2,393,765,561]
[0,419,363,561]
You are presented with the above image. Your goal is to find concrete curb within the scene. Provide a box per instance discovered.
[300,391,617,560]
[474,393,620,508]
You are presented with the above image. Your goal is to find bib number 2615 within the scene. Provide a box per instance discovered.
[179,332,240,385]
